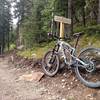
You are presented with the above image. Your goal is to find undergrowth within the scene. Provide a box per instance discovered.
[17,25,100,59]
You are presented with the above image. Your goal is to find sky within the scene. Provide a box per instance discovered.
[11,2,18,25]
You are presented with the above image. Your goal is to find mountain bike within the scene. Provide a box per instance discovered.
[42,32,100,88]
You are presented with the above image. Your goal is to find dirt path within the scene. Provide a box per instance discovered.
[0,57,46,100]
[0,57,100,100]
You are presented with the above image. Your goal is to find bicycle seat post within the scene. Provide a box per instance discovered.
[73,32,84,49]
[74,35,80,49]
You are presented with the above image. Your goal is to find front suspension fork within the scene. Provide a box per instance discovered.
[49,44,60,64]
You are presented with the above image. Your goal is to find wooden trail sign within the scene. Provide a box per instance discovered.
[54,16,71,38]
[54,16,71,24]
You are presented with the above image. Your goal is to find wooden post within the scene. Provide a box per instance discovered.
[60,22,64,38]
[54,16,71,38]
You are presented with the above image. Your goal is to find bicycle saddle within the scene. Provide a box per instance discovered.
[73,32,84,37]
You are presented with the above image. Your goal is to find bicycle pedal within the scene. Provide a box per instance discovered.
[67,65,71,69]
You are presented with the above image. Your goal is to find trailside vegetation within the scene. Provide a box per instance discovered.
[0,0,100,54]
[0,0,12,54]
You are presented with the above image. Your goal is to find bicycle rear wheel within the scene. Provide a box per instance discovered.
[75,48,100,88]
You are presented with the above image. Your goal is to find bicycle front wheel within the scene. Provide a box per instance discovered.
[42,50,60,77]
[75,48,100,88]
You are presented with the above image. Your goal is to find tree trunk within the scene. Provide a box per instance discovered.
[82,6,86,27]
[51,12,54,34]
[68,0,74,35]
[98,0,100,24]
[2,32,5,53]
[7,31,10,51]
[68,0,71,18]
[16,22,20,48]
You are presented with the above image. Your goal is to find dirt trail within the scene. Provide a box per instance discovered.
[0,57,100,100]
[0,57,46,100]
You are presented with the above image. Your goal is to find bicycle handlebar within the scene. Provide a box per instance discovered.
[48,32,84,40]
[53,35,70,40]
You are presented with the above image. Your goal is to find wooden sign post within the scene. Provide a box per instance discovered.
[60,22,64,38]
[54,16,71,38]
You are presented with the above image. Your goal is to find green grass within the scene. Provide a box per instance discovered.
[17,41,55,59]
[18,25,100,59]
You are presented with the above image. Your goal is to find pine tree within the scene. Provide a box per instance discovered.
[0,0,12,53]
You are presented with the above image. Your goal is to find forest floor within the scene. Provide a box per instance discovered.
[0,54,100,100]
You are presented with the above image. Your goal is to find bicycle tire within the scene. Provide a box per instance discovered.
[42,50,60,77]
[75,47,100,88]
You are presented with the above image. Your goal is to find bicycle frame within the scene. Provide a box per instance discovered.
[53,39,89,69]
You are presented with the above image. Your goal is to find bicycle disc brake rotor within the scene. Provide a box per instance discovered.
[85,60,95,72]
[46,55,56,68]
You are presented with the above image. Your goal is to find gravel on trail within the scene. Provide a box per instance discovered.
[0,56,100,100]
